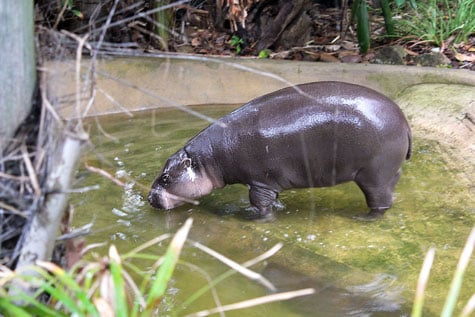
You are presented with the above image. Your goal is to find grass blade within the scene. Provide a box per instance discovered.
[109,245,129,317]
[441,227,475,317]
[0,297,31,317]
[411,247,435,317]
[9,295,66,317]
[123,233,172,258]
[36,261,98,316]
[185,288,315,317]
[461,293,475,317]
[39,281,79,314]
[182,243,283,309]
[145,218,193,312]
[190,240,276,291]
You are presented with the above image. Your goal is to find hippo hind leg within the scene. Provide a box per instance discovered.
[246,186,279,220]
[355,168,402,220]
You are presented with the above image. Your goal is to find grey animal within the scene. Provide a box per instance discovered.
[148,81,411,219]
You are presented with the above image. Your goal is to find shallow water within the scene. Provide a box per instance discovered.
[72,105,475,316]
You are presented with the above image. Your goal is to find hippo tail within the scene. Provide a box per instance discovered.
[406,132,412,160]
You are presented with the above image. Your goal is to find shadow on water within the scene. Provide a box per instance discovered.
[72,105,473,316]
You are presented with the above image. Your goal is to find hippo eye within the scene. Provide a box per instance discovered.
[182,158,192,168]
[160,173,171,184]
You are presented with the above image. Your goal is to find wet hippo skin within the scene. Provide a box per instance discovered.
[149,81,411,220]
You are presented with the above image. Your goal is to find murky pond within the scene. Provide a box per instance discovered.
[72,105,474,316]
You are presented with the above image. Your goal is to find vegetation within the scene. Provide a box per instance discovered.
[395,0,475,47]
[1,0,473,315]
[1,221,473,316]
[31,0,474,67]
[353,0,371,53]
[0,219,313,316]
[412,227,475,317]
[230,35,244,54]
[352,0,474,52]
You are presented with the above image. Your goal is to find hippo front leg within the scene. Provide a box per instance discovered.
[246,186,279,220]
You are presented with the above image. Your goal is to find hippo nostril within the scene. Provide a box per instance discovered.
[148,190,158,206]
[148,188,165,209]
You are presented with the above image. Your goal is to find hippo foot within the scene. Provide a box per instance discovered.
[353,208,387,222]
[273,199,285,210]
[242,207,276,222]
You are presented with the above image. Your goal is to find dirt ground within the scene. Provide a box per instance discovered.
[35,1,475,70]
[168,1,475,70]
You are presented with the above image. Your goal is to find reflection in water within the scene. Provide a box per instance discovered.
[262,263,409,317]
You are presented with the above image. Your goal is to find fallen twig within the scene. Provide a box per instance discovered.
[185,288,315,317]
[84,162,126,187]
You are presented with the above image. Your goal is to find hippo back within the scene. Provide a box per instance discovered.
[186,81,411,191]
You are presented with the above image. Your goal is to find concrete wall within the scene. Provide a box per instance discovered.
[0,1,36,149]
[44,56,475,118]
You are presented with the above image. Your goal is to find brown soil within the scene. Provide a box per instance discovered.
[35,1,475,70]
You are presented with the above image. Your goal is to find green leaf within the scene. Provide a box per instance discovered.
[230,35,244,54]
[71,9,84,19]
[0,298,31,317]
[356,0,370,53]
[350,0,360,23]
[380,0,395,36]
[230,35,243,46]
[395,0,405,7]
[258,50,270,58]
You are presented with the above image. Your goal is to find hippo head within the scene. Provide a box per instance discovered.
[148,149,215,210]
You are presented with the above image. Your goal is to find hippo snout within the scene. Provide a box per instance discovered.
[148,187,163,209]
[148,186,187,210]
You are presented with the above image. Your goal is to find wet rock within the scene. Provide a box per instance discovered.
[374,45,407,65]
[414,52,451,67]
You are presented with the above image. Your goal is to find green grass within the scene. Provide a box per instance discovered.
[396,0,475,47]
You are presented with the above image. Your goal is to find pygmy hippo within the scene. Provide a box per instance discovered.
[148,81,411,219]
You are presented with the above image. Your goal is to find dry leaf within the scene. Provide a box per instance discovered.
[454,52,475,62]
[94,297,115,317]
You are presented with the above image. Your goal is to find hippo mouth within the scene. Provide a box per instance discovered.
[148,187,199,210]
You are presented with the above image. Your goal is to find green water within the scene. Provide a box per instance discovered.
[72,105,475,316]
